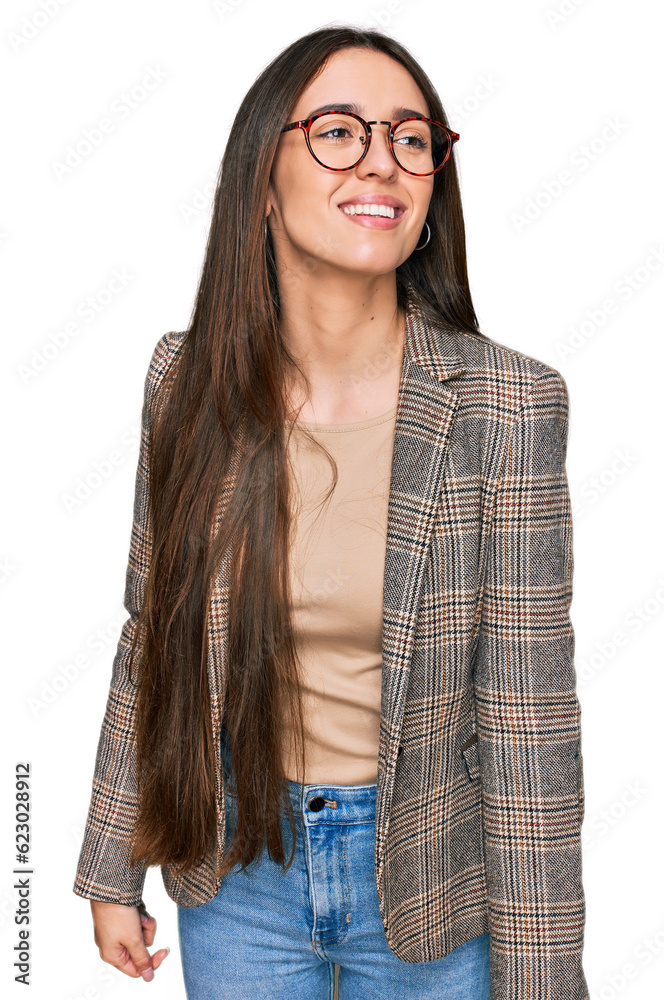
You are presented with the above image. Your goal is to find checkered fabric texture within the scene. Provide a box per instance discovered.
[73,299,588,998]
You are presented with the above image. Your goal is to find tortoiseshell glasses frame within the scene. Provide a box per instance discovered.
[280,111,460,177]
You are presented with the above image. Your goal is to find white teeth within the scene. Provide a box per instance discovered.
[342,203,397,218]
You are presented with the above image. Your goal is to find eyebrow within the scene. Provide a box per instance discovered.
[302,101,430,120]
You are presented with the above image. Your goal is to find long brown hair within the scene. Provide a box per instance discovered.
[127,25,482,879]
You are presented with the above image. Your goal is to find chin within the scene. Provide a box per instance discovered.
[334,249,405,277]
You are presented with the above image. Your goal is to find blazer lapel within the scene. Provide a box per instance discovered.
[375,302,467,879]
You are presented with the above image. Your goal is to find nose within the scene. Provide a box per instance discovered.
[358,121,398,175]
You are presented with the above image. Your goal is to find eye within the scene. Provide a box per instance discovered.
[319,126,353,141]
[309,115,363,145]
[394,132,429,150]
[402,135,427,148]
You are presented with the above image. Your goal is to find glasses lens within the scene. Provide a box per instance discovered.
[392,119,451,174]
[307,114,452,174]
[308,114,368,169]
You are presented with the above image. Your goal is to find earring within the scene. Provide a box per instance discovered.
[415,221,431,251]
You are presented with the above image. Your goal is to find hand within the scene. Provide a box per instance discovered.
[90,900,170,981]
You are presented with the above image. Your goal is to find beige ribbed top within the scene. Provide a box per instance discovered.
[280,405,398,785]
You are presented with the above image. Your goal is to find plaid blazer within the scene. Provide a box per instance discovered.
[73,299,589,999]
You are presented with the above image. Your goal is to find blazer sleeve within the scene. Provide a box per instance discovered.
[72,333,177,907]
[473,369,589,999]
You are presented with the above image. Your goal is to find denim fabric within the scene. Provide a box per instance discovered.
[177,740,490,999]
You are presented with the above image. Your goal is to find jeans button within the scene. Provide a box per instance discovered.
[307,796,326,812]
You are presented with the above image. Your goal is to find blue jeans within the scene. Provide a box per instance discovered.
[177,747,490,999]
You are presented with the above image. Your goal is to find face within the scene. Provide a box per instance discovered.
[266,47,435,280]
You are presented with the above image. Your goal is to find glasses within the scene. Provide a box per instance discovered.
[280,111,459,177]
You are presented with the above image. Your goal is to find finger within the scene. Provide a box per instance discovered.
[126,938,156,982]
[113,944,169,980]
[140,912,157,947]
[152,947,171,970]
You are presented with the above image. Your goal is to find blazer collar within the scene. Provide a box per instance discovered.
[403,297,467,383]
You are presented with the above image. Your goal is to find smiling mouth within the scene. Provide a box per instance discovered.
[340,204,404,219]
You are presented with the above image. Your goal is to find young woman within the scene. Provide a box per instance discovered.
[73,25,589,1000]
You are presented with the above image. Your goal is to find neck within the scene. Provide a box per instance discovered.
[278,271,406,422]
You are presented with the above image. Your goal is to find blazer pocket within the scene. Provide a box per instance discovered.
[461,732,480,781]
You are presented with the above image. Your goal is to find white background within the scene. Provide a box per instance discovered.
[2,1,662,997]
